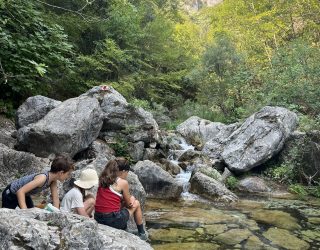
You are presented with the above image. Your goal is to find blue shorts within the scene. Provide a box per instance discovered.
[94,208,130,230]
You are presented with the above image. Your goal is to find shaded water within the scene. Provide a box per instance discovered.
[145,195,320,250]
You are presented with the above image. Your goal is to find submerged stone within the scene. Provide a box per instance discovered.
[204,224,227,235]
[245,235,277,250]
[149,228,195,242]
[308,217,320,225]
[301,229,320,242]
[213,228,252,245]
[250,209,301,230]
[153,242,219,250]
[263,228,310,250]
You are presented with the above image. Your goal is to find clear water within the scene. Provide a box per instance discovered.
[145,196,320,250]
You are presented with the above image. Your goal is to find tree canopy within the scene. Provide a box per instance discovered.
[0,0,319,128]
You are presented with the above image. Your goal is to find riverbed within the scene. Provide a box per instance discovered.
[145,194,320,250]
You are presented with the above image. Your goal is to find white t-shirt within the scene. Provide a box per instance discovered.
[60,187,84,213]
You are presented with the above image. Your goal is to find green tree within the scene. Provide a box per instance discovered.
[0,0,73,113]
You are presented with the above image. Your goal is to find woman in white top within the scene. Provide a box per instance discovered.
[60,168,98,217]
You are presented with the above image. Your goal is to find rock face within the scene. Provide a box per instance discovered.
[222,106,298,173]
[0,115,16,148]
[176,116,238,148]
[17,95,103,157]
[237,177,270,193]
[190,172,238,202]
[16,95,61,129]
[0,143,48,189]
[0,208,152,250]
[99,88,159,144]
[132,160,183,199]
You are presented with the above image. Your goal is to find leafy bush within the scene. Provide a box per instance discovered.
[225,176,239,190]
[264,164,296,184]
[130,98,152,111]
[109,138,130,159]
[289,184,308,197]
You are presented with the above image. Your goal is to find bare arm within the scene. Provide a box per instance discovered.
[119,179,133,208]
[50,180,60,208]
[75,207,89,217]
[16,175,47,209]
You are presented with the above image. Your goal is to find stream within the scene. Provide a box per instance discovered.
[145,193,320,249]
[144,138,320,250]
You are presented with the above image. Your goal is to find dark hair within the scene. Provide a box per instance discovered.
[116,157,130,172]
[99,157,130,188]
[50,154,74,173]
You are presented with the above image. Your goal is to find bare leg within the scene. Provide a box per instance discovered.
[84,195,95,217]
[127,196,143,225]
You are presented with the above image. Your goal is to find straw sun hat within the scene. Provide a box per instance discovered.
[74,169,98,189]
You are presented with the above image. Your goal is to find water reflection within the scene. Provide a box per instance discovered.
[145,196,320,250]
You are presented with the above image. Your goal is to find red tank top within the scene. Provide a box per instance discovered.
[95,185,122,213]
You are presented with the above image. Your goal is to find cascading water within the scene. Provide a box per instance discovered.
[168,138,199,199]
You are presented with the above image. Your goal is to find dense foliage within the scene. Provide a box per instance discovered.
[1,0,319,123]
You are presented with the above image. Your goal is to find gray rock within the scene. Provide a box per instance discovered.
[99,88,159,143]
[0,208,152,249]
[16,95,61,129]
[177,116,238,148]
[237,177,271,193]
[190,172,238,202]
[143,148,166,161]
[192,164,222,181]
[17,95,103,157]
[222,106,298,173]
[0,143,48,189]
[128,141,145,162]
[132,160,183,199]
[159,159,182,176]
[127,171,147,231]
[0,115,16,148]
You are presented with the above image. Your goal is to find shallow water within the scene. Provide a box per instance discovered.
[145,194,320,250]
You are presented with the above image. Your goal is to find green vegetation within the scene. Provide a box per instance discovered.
[1,0,319,125]
[225,176,239,190]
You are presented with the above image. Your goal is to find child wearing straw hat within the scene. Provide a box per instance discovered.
[60,168,98,217]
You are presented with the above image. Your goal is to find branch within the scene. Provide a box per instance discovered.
[35,0,86,19]
[34,0,108,22]
[0,60,8,84]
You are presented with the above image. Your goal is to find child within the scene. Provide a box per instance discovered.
[60,168,98,217]
[2,154,74,209]
[94,157,148,240]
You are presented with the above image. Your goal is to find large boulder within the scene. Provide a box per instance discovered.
[98,87,159,144]
[132,160,183,199]
[222,106,298,173]
[0,208,152,250]
[176,116,238,148]
[0,143,49,189]
[190,172,238,202]
[17,95,103,157]
[0,115,16,148]
[16,95,61,129]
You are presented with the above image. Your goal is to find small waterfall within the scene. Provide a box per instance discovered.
[169,138,199,200]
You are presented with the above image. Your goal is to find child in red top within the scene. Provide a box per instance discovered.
[94,157,147,240]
